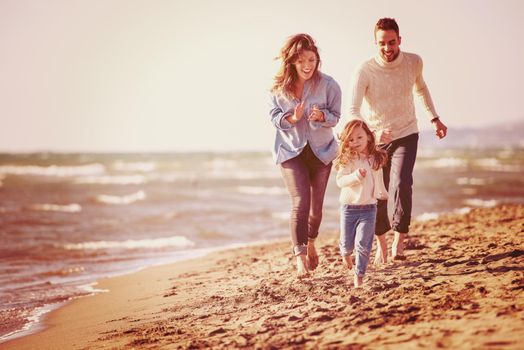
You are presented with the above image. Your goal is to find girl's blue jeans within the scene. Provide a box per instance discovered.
[339,204,377,277]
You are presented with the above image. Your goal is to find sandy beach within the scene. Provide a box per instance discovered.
[2,204,523,350]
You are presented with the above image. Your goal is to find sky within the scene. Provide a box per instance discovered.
[0,0,522,152]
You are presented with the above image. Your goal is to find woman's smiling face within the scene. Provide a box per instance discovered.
[293,50,318,82]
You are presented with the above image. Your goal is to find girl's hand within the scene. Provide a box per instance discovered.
[358,168,367,177]
[308,104,325,122]
[287,101,305,124]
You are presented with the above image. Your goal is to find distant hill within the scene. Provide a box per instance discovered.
[419,120,524,149]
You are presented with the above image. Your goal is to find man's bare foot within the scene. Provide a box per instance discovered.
[392,231,406,260]
[354,275,363,288]
[296,254,309,278]
[343,255,353,270]
[307,240,319,270]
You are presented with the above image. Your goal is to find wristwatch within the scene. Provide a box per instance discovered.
[430,117,440,124]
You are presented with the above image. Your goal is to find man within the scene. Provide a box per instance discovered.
[349,17,447,262]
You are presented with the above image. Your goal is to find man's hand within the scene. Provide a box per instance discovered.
[379,129,393,144]
[433,119,447,139]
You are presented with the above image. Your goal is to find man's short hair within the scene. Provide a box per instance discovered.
[374,18,400,37]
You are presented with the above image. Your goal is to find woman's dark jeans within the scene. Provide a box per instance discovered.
[376,133,418,236]
[280,144,332,255]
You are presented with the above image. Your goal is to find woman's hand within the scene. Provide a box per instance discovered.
[287,101,305,124]
[308,104,325,122]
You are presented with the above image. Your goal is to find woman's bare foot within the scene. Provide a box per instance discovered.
[307,240,319,270]
[354,274,363,288]
[343,255,353,270]
[296,254,309,278]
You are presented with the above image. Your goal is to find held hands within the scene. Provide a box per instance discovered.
[308,104,325,122]
[358,168,367,177]
[433,119,448,139]
[379,129,393,144]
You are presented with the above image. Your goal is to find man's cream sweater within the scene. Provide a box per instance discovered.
[349,51,439,141]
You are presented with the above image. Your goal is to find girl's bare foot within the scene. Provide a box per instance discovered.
[296,254,309,278]
[354,274,363,288]
[373,246,384,265]
[375,234,388,264]
[307,240,319,270]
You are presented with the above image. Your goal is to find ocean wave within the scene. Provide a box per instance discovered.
[74,175,147,185]
[209,170,281,180]
[236,186,287,195]
[40,266,85,277]
[27,203,82,213]
[63,236,195,250]
[456,177,488,186]
[94,190,146,205]
[112,161,156,172]
[417,157,468,169]
[0,164,105,177]
[463,199,498,208]
[473,158,522,172]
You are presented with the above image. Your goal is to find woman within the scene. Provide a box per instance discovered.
[269,34,341,277]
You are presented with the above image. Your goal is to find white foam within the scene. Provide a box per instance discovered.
[28,203,82,213]
[454,207,472,215]
[0,163,105,177]
[236,186,287,195]
[416,212,440,221]
[271,212,289,220]
[63,236,195,250]
[95,190,146,205]
[75,175,147,185]
[463,199,498,208]
[112,161,156,172]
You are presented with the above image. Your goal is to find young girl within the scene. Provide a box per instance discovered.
[335,120,388,287]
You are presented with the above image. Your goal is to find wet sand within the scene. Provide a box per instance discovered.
[2,204,523,349]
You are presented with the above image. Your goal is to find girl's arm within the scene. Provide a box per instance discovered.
[336,166,364,188]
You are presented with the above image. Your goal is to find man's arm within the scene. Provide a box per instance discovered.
[414,56,448,139]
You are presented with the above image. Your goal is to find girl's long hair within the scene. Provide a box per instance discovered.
[271,33,321,99]
[335,120,388,171]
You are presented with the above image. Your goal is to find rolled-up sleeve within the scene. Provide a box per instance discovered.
[311,79,341,129]
[348,67,367,121]
[269,93,294,130]
[336,168,363,188]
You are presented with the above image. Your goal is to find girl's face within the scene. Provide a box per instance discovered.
[293,50,317,82]
[348,126,370,154]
